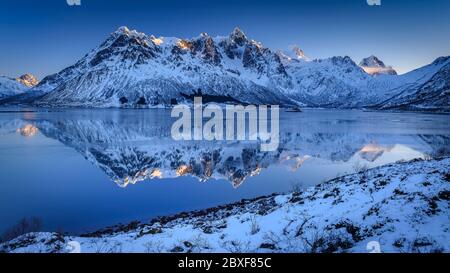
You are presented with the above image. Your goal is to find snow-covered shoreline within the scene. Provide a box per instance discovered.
[2,157,449,253]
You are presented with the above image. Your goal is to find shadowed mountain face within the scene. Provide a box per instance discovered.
[1,109,448,188]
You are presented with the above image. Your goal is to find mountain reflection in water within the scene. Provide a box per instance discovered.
[1,109,448,189]
[1,108,449,233]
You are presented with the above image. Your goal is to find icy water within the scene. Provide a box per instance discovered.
[0,108,449,234]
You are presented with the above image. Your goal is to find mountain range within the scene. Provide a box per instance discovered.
[0,27,448,111]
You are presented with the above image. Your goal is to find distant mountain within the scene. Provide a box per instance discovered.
[359,55,397,76]
[0,27,448,111]
[277,45,310,63]
[16,74,39,87]
[0,74,38,98]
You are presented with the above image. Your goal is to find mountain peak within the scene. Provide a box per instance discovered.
[114,26,133,36]
[113,26,146,39]
[229,27,247,46]
[116,26,130,33]
[16,74,39,87]
[359,55,397,76]
[276,45,310,64]
[291,45,309,61]
[292,46,305,58]
[359,55,386,68]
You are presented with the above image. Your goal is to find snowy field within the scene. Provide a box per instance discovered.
[2,157,448,253]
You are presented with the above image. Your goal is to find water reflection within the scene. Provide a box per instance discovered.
[17,124,39,137]
[1,109,448,188]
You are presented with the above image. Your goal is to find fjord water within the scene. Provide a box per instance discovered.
[0,108,448,234]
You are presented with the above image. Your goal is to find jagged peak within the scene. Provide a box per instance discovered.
[292,46,306,58]
[275,45,310,64]
[189,32,211,43]
[113,26,147,39]
[249,39,263,49]
[116,26,130,33]
[231,27,245,36]
[229,27,247,45]
[328,55,356,65]
[359,55,386,68]
[150,35,164,46]
[16,74,39,87]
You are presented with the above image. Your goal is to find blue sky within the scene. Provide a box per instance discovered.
[0,0,449,79]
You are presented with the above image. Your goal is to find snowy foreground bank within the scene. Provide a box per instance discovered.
[2,158,449,253]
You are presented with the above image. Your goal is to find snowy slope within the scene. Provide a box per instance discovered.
[2,157,448,253]
[0,76,28,98]
[0,74,39,99]
[376,57,450,112]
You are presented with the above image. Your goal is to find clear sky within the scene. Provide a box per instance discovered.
[0,0,449,79]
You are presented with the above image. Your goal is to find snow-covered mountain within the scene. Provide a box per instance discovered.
[276,45,310,64]
[0,74,38,98]
[281,56,372,107]
[283,54,448,108]
[0,27,448,111]
[15,74,39,88]
[30,27,295,107]
[359,55,397,76]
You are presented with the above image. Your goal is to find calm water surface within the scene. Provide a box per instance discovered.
[0,108,449,234]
